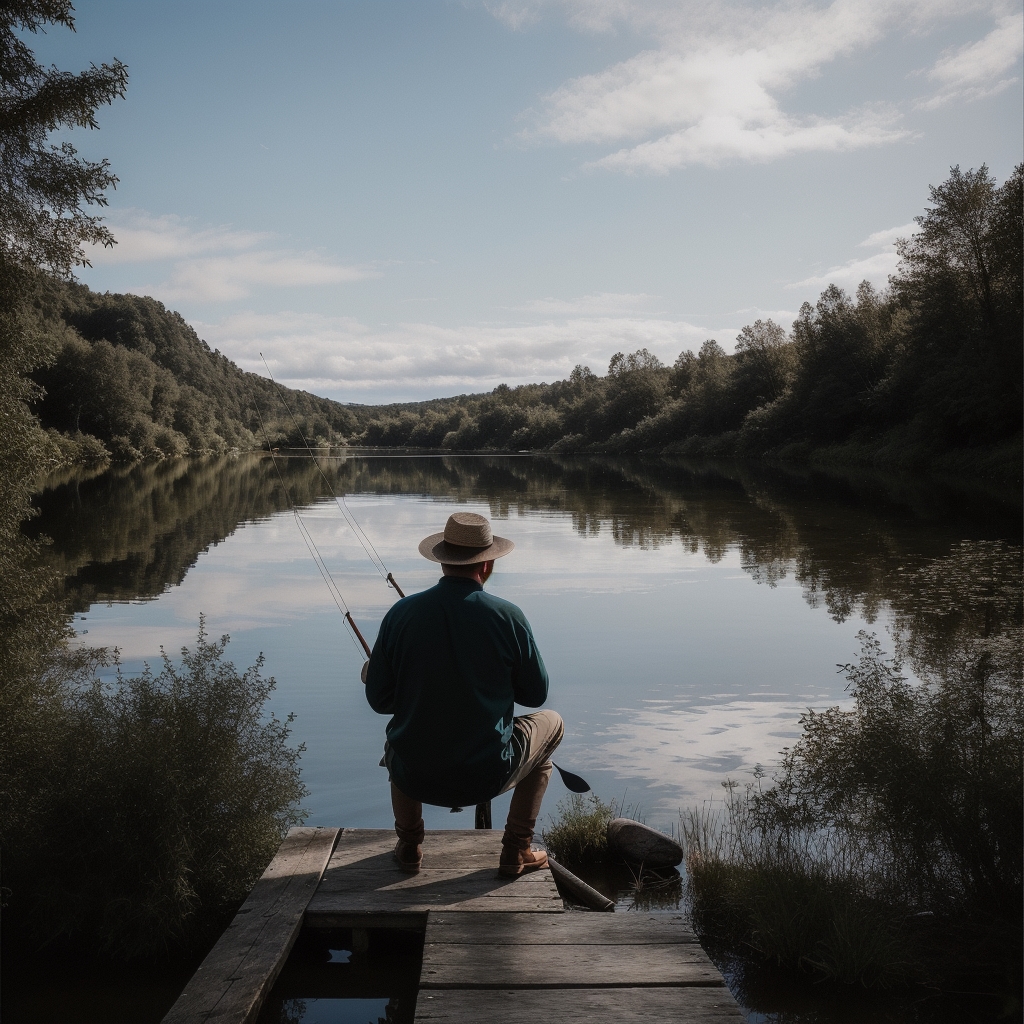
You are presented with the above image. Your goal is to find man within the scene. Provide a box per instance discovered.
[364,511,563,877]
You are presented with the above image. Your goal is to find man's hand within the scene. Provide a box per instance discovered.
[360,661,368,684]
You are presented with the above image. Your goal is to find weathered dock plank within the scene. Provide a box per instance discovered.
[424,910,698,944]
[167,826,742,1024]
[414,987,746,1022]
[304,828,562,928]
[161,826,339,1024]
[419,942,722,988]
[412,910,743,1022]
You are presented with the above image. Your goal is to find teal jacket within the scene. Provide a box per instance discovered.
[365,575,549,807]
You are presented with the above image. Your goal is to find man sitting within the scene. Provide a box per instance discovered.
[364,511,563,876]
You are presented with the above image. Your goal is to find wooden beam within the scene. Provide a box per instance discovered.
[413,986,746,1022]
[422,911,698,944]
[161,826,339,1024]
[306,829,563,923]
[419,942,724,989]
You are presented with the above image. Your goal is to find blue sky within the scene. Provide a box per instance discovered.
[37,0,1024,403]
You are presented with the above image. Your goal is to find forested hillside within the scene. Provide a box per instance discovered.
[25,164,1021,482]
[27,275,365,461]
[353,165,1022,481]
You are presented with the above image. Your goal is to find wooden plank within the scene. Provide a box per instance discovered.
[304,910,431,931]
[161,826,339,1024]
[325,828,505,870]
[316,866,555,890]
[413,987,746,1022]
[422,911,698,944]
[306,891,562,918]
[419,943,723,989]
[308,828,563,922]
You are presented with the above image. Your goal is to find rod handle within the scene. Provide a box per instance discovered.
[346,611,372,659]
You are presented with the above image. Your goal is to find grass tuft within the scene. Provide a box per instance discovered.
[542,793,615,865]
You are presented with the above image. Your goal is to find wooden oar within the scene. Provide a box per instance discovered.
[553,762,590,793]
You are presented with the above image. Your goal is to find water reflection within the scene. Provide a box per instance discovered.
[255,929,420,1024]
[28,454,1021,826]
[31,453,1019,618]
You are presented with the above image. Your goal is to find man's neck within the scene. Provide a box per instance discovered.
[441,561,493,585]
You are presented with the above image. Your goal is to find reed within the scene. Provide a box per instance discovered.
[542,793,616,865]
[682,625,1023,993]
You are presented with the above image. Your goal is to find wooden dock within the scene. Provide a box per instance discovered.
[162,826,744,1024]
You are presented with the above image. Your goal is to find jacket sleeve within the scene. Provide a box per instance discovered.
[511,615,549,708]
[364,617,397,714]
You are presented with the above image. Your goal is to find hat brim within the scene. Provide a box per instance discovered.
[418,532,515,565]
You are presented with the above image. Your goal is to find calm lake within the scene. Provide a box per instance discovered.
[33,452,1021,831]
[25,452,1022,1022]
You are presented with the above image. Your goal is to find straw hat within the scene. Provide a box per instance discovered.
[418,512,515,565]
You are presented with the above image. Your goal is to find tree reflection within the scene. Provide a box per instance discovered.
[29,453,1021,635]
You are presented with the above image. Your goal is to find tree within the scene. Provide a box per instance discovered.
[892,164,1023,444]
[601,348,667,437]
[1,2,126,677]
[1,1,128,277]
[733,319,794,408]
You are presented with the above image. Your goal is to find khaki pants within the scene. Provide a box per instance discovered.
[391,709,564,849]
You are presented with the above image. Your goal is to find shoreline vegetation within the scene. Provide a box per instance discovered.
[540,537,1022,1013]
[16,163,1024,489]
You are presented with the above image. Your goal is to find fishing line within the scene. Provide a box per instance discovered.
[259,353,405,598]
[246,383,370,659]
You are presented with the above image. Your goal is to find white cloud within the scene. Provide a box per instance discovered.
[89,209,374,303]
[788,220,916,291]
[194,309,738,396]
[88,210,268,262]
[918,12,1023,109]
[507,0,1004,172]
[154,253,371,303]
[857,221,917,248]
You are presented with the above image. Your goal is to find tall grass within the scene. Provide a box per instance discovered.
[542,793,615,864]
[683,616,1023,991]
[2,618,308,960]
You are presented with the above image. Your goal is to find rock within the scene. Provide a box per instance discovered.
[606,818,683,868]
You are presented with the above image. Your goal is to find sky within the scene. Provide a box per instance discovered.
[34,0,1024,404]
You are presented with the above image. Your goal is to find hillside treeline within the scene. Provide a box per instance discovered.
[20,163,1022,482]
[27,276,363,461]
[357,165,1022,480]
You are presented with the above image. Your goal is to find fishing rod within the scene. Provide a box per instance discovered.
[247,384,372,659]
[260,353,405,599]
[250,373,591,801]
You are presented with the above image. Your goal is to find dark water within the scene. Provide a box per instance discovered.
[19,453,1022,1022]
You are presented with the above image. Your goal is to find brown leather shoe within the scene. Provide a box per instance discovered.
[394,839,422,873]
[499,844,549,877]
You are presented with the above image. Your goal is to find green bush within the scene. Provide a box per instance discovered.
[2,619,308,960]
[683,592,1023,991]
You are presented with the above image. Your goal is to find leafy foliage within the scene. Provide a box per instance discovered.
[28,278,362,459]
[1,4,127,855]
[2,621,308,959]
[0,5,312,971]
[0,1,127,276]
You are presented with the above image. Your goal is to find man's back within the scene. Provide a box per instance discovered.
[365,575,548,807]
